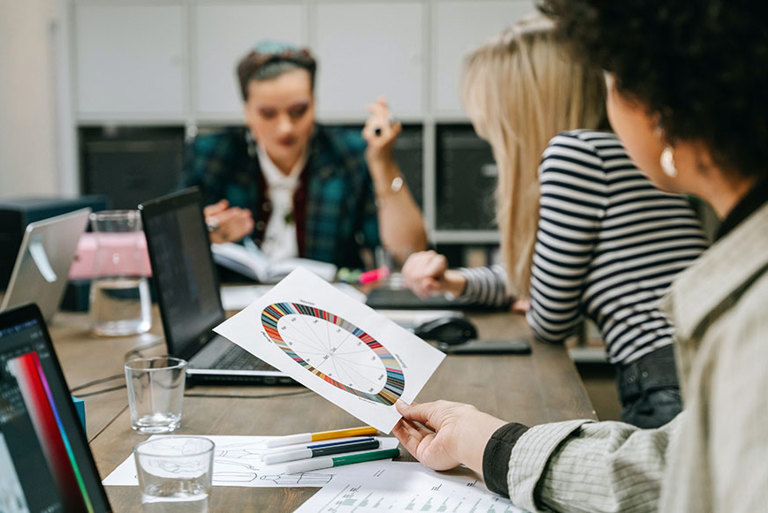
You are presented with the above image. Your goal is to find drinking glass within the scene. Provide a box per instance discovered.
[125,357,187,433]
[134,436,214,513]
[89,210,152,336]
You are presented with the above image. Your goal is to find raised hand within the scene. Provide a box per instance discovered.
[361,96,402,166]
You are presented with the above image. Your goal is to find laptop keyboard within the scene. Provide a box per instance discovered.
[212,347,276,371]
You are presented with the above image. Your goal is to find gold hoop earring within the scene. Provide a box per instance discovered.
[660,146,677,178]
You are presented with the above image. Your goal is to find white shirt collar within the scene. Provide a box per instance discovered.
[256,143,307,188]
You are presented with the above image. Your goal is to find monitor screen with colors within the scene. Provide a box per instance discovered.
[0,304,111,513]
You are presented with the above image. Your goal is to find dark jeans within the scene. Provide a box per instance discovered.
[617,345,682,429]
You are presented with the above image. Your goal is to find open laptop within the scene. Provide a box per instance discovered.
[1,208,91,321]
[0,303,112,512]
[139,188,292,386]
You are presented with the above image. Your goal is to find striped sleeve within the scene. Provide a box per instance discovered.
[508,415,679,512]
[526,134,607,343]
[459,264,514,308]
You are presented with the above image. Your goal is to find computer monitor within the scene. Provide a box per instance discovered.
[0,303,112,512]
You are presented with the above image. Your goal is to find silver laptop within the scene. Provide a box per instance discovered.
[139,188,292,386]
[1,208,91,321]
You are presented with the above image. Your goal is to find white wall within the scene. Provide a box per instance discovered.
[0,0,60,198]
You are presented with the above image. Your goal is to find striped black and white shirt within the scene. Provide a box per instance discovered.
[461,130,708,364]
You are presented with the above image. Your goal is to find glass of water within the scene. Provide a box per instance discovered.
[89,210,152,336]
[134,436,214,513]
[125,357,187,433]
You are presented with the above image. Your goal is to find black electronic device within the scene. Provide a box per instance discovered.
[365,287,504,311]
[0,303,112,512]
[413,316,478,344]
[438,338,532,355]
[80,126,185,210]
[436,125,497,230]
[139,188,292,386]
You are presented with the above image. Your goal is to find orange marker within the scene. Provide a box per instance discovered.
[264,426,379,448]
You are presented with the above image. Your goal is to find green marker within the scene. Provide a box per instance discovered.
[280,448,400,473]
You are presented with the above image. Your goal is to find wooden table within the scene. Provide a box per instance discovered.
[50,309,595,512]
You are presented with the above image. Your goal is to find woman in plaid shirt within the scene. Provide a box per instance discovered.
[183,41,426,268]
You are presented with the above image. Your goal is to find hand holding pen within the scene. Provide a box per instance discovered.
[362,96,402,165]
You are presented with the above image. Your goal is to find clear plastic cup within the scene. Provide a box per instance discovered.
[125,357,187,433]
[134,436,214,513]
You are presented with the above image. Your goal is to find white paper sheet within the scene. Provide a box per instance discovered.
[293,461,529,513]
[220,283,367,311]
[102,435,399,488]
[220,285,274,311]
[214,268,446,433]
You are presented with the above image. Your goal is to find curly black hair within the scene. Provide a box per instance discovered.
[539,0,768,179]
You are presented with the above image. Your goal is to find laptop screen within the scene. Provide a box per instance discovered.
[0,305,111,512]
[141,191,223,359]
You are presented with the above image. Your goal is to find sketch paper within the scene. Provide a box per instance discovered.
[293,461,529,513]
[102,435,399,488]
[213,268,446,433]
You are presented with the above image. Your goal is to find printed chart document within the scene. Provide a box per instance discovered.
[214,267,446,433]
[103,435,399,488]
[293,461,529,513]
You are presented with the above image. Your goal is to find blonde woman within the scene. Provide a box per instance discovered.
[402,16,708,428]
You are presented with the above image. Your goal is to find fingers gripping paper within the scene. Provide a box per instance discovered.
[214,268,445,433]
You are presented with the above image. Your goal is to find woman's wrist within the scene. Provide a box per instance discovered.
[455,408,508,474]
[443,270,468,298]
[370,161,405,198]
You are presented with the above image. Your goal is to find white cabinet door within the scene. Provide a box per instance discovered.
[434,0,535,116]
[193,3,305,118]
[75,4,185,118]
[315,2,424,120]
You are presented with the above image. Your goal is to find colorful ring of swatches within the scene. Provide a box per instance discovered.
[261,302,405,405]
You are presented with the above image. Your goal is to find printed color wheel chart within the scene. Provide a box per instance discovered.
[261,302,405,405]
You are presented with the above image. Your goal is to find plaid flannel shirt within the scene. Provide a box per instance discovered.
[182,124,380,268]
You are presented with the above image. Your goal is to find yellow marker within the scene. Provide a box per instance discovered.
[265,426,378,448]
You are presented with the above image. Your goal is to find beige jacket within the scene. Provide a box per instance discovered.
[506,202,768,513]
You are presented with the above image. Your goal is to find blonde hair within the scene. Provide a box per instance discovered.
[462,14,606,297]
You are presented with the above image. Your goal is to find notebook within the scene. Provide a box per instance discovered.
[138,188,292,385]
[1,208,91,321]
[0,303,112,512]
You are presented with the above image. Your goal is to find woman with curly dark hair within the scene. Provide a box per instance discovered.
[392,1,768,511]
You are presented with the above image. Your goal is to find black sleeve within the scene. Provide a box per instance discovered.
[482,422,530,497]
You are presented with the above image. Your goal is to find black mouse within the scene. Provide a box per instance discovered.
[413,316,478,345]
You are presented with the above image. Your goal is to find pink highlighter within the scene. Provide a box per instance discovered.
[358,266,390,285]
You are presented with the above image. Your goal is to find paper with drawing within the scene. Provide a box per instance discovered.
[103,435,399,488]
[214,268,445,433]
